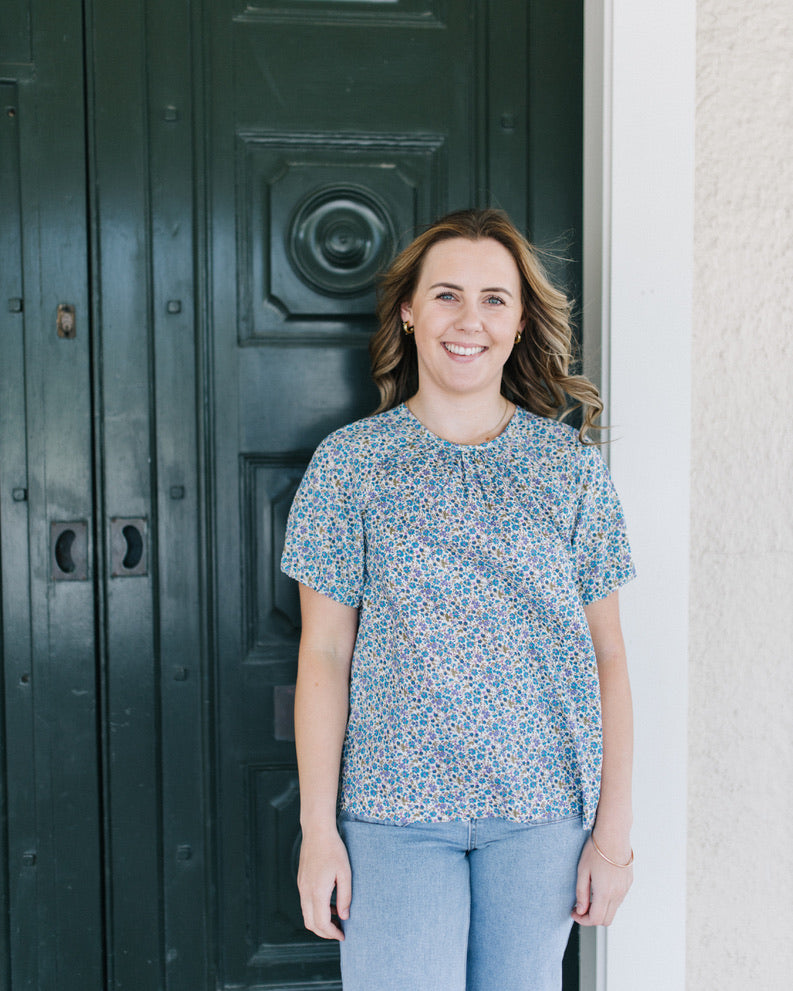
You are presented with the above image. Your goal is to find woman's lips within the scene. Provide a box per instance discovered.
[443,342,486,356]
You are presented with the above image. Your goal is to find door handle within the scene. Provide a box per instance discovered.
[110,517,148,577]
[51,521,89,581]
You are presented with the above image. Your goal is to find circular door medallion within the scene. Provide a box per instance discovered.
[288,186,396,296]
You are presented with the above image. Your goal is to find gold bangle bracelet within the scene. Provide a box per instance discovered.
[591,834,634,868]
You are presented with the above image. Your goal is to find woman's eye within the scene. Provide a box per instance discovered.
[485,296,505,305]
[436,291,456,301]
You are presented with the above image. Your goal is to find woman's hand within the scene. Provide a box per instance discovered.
[297,826,352,940]
[570,834,634,926]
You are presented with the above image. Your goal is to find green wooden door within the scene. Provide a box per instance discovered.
[0,0,583,988]
[1,0,209,986]
[206,2,582,987]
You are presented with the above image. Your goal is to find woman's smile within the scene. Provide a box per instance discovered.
[443,342,487,357]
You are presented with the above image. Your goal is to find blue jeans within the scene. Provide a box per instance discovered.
[337,812,587,991]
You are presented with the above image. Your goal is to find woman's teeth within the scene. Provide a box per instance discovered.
[444,343,486,356]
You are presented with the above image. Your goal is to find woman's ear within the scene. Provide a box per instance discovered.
[400,302,413,324]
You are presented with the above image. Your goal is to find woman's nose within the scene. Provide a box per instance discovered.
[456,299,483,333]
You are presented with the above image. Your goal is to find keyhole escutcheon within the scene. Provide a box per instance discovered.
[51,521,89,581]
[110,517,148,577]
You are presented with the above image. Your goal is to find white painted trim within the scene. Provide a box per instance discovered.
[581,1,694,988]
[582,0,611,418]
[581,3,612,985]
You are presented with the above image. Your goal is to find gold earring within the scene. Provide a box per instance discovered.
[514,330,522,344]
[402,321,414,335]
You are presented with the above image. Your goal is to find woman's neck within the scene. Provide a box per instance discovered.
[406,390,515,446]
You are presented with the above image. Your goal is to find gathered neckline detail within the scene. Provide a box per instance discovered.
[399,401,520,452]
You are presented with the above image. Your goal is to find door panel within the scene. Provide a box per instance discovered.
[89,0,163,981]
[88,0,209,984]
[527,2,585,311]
[205,2,552,987]
[0,0,104,983]
[145,0,210,985]
[0,78,33,991]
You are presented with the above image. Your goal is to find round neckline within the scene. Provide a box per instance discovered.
[400,401,520,451]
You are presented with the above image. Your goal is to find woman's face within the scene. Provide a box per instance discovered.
[400,237,524,403]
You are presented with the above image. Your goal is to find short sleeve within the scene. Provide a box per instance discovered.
[280,434,365,608]
[570,445,636,605]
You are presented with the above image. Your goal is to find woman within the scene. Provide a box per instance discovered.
[281,209,635,990]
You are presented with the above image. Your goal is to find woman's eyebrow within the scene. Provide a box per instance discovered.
[428,282,514,297]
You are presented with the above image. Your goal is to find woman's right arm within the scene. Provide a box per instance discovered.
[294,582,358,941]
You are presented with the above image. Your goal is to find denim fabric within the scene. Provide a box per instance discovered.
[338,813,587,991]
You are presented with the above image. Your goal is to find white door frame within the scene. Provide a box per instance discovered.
[581,1,694,988]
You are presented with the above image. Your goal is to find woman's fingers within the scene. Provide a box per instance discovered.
[306,893,345,941]
[571,837,633,927]
[574,890,616,927]
[335,865,352,921]
[574,861,592,918]
[297,830,351,940]
[300,875,346,940]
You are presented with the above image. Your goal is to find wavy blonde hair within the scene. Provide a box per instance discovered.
[370,208,603,441]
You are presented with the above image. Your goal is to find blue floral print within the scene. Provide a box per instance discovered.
[281,404,635,830]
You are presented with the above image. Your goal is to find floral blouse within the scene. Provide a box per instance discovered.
[281,403,635,829]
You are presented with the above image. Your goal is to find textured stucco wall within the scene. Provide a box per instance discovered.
[690,2,793,987]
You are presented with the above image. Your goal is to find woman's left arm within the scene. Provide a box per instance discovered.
[571,589,634,927]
